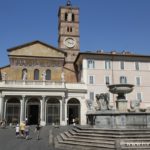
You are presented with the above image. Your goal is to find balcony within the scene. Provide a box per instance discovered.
[0,80,87,92]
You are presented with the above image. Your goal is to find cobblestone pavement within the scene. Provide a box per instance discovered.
[0,126,61,150]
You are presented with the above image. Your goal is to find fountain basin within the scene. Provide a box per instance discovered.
[87,111,150,129]
[108,84,134,94]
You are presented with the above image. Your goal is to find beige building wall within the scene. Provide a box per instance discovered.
[78,53,150,109]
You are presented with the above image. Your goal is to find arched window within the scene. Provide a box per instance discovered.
[22,68,27,80]
[72,13,75,22]
[46,69,51,80]
[65,13,68,21]
[67,27,70,32]
[70,27,72,32]
[34,69,39,80]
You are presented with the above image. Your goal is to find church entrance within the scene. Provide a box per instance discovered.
[27,98,40,125]
[47,98,60,125]
[6,98,20,125]
[67,99,80,125]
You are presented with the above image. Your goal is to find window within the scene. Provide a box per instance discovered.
[120,76,127,84]
[105,60,111,70]
[105,76,110,85]
[136,77,141,86]
[46,69,51,80]
[67,26,73,32]
[67,27,69,32]
[120,61,124,70]
[135,62,139,70]
[72,13,75,22]
[34,69,39,80]
[87,60,95,69]
[137,93,142,101]
[89,75,94,84]
[89,92,94,101]
[65,13,68,21]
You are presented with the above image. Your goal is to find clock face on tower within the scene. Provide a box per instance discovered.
[64,38,76,48]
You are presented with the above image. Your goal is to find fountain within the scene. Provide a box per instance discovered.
[108,84,134,112]
[87,83,150,129]
[56,84,150,150]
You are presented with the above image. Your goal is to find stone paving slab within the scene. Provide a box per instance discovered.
[0,126,63,150]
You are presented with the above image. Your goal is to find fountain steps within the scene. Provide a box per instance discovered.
[55,126,150,150]
[72,127,150,136]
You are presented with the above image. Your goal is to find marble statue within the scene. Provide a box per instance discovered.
[22,70,27,81]
[61,72,65,82]
[96,93,110,111]
[1,72,7,81]
[130,99,141,112]
[42,71,46,81]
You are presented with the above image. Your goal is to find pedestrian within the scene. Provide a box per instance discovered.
[25,123,30,140]
[35,124,41,140]
[15,124,20,138]
[20,121,25,137]
[25,117,28,125]
[1,119,6,128]
[72,118,76,126]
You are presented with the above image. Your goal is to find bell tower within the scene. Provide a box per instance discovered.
[58,0,80,63]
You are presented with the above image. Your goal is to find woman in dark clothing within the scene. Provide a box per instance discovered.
[35,124,41,140]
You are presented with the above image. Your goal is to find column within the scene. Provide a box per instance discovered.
[61,96,66,125]
[4,99,8,120]
[40,96,46,126]
[0,95,4,120]
[20,96,25,122]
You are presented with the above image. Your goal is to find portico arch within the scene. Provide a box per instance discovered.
[6,98,20,124]
[46,98,60,125]
[27,98,40,125]
[67,98,80,125]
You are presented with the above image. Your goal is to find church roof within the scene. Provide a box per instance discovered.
[7,40,66,55]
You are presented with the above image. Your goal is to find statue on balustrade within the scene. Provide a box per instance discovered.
[22,70,27,81]
[2,72,7,81]
[42,71,46,81]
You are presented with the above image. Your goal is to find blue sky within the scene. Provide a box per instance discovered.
[0,0,150,67]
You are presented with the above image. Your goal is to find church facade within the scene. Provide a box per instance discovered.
[0,1,87,126]
[0,1,150,126]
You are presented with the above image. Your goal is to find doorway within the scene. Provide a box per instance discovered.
[27,98,40,125]
[67,99,80,125]
[28,105,39,125]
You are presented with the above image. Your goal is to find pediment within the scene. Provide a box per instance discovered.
[8,41,65,58]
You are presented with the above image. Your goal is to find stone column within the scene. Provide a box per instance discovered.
[20,96,25,122]
[4,99,8,120]
[0,95,4,120]
[61,96,66,125]
[40,96,46,126]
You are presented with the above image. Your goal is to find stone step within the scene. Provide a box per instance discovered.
[61,132,115,145]
[64,131,115,142]
[55,127,150,150]
[70,131,150,139]
[74,127,150,135]
[56,135,115,150]
[75,126,150,132]
[71,128,150,138]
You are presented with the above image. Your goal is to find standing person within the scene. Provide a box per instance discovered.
[25,117,28,125]
[15,124,20,138]
[25,123,30,140]
[35,124,41,140]
[20,121,25,137]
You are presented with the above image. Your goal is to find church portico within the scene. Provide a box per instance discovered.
[0,81,87,126]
